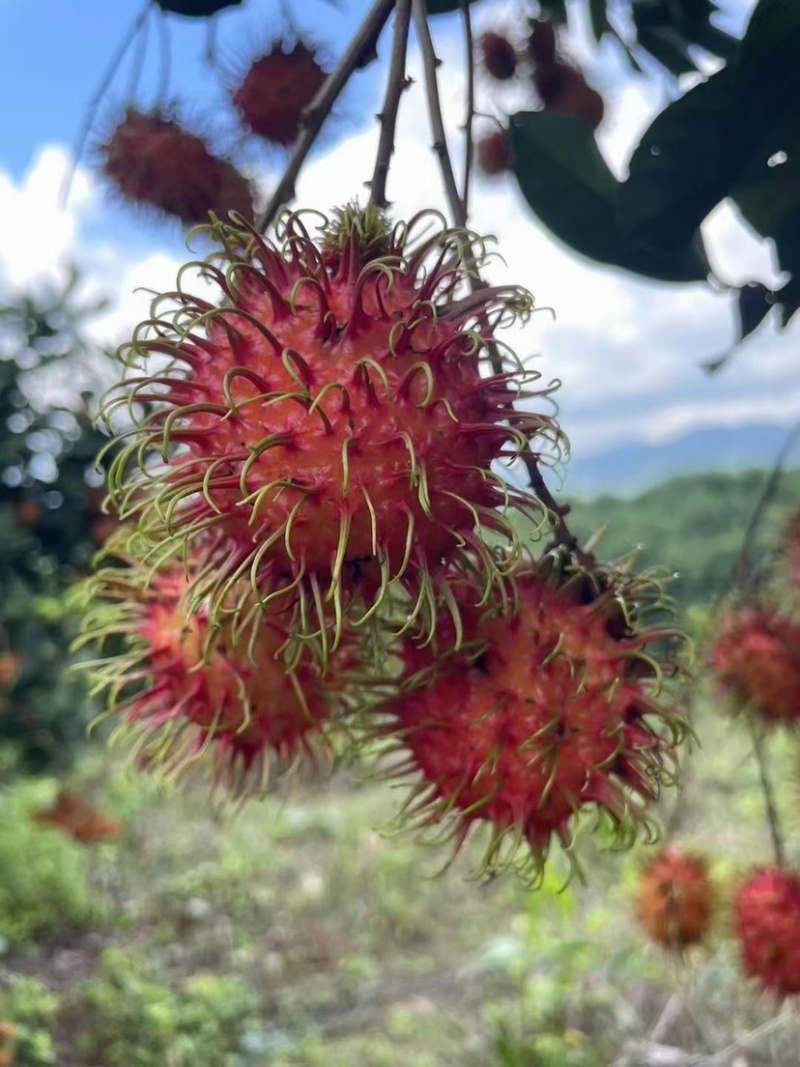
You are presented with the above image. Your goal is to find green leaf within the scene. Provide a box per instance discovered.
[425,0,482,13]
[588,0,611,41]
[736,282,774,341]
[620,67,736,252]
[155,0,242,14]
[636,25,697,75]
[509,110,709,282]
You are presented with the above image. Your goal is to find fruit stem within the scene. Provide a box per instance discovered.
[258,0,397,232]
[751,723,786,868]
[369,0,412,208]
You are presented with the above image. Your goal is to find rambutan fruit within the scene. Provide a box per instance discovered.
[636,846,713,950]
[78,546,357,797]
[232,41,327,146]
[710,606,800,726]
[381,562,687,881]
[735,867,800,997]
[480,32,517,81]
[99,107,254,226]
[527,18,558,66]
[476,130,512,176]
[534,61,605,131]
[102,206,557,650]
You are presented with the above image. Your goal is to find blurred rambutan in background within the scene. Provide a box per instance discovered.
[735,867,800,996]
[232,40,327,145]
[636,845,713,950]
[710,606,800,726]
[98,107,254,225]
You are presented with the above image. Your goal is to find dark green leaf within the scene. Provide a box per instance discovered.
[425,0,482,14]
[620,67,736,252]
[588,0,610,41]
[538,0,567,22]
[637,26,697,75]
[156,0,241,14]
[509,110,709,282]
[690,20,739,61]
[737,282,774,341]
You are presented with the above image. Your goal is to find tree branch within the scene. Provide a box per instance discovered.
[369,0,412,208]
[257,0,396,233]
[411,0,466,226]
[459,0,476,216]
[751,723,786,868]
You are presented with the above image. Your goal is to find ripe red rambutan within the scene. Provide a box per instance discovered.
[710,606,800,726]
[480,32,517,81]
[232,41,327,146]
[527,18,558,66]
[79,549,354,796]
[102,205,557,649]
[99,107,254,226]
[534,61,605,131]
[476,130,512,176]
[381,562,686,880]
[636,846,713,950]
[735,867,800,997]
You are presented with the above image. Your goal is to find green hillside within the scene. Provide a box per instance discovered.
[564,467,800,606]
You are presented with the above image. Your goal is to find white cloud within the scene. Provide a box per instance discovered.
[0,0,794,465]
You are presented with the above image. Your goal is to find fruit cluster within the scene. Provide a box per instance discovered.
[96,37,327,226]
[475,17,606,178]
[78,204,688,880]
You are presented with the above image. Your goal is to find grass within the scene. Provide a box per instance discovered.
[0,696,799,1065]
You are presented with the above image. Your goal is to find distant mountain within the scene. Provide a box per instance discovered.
[558,424,800,498]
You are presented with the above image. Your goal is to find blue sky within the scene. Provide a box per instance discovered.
[1,0,796,468]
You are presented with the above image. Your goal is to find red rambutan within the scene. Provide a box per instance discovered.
[232,41,327,146]
[534,61,605,131]
[102,205,557,650]
[480,32,517,81]
[381,562,686,880]
[735,867,800,997]
[79,547,354,796]
[527,19,558,66]
[476,130,512,176]
[636,845,713,950]
[99,107,254,226]
[710,606,800,726]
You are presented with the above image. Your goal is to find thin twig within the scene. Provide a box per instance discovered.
[751,723,786,868]
[413,0,588,561]
[257,0,396,233]
[411,0,466,226]
[369,0,412,208]
[61,0,152,208]
[459,0,476,215]
[730,418,800,596]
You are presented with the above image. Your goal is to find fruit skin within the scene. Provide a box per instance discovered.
[710,606,800,726]
[233,42,327,145]
[99,107,254,226]
[636,846,713,949]
[103,207,556,649]
[77,545,353,797]
[735,867,800,997]
[476,130,512,176]
[383,563,686,880]
[480,32,517,81]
